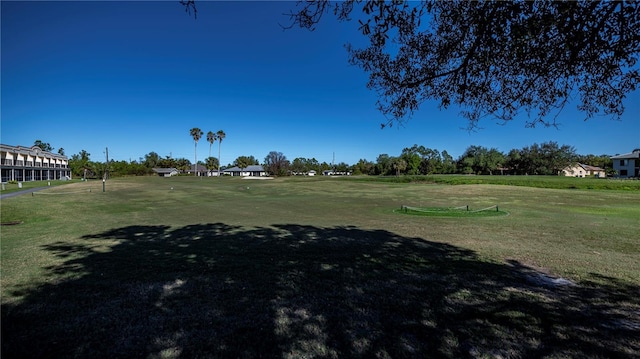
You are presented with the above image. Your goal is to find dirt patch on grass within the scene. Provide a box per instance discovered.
[506,259,576,288]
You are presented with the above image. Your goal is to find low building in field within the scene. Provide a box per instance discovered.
[222,165,266,177]
[152,168,179,177]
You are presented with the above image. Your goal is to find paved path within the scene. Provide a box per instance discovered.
[0,187,49,200]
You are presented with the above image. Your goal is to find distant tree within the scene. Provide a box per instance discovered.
[79,150,90,162]
[284,1,640,129]
[143,151,160,168]
[518,144,540,175]
[33,140,53,152]
[234,156,251,174]
[109,160,123,177]
[216,130,226,176]
[419,148,442,175]
[319,161,332,173]
[114,160,148,176]
[206,131,216,159]
[335,162,350,174]
[69,150,92,178]
[458,146,485,174]
[307,158,320,172]
[158,156,177,169]
[290,157,321,174]
[352,158,375,175]
[175,158,192,173]
[264,151,290,177]
[375,154,394,175]
[401,144,443,175]
[290,157,308,174]
[136,161,151,175]
[457,146,504,175]
[485,148,506,175]
[440,150,456,174]
[205,156,219,172]
[234,156,258,167]
[509,142,576,175]
[458,156,476,175]
[57,148,65,156]
[400,146,422,175]
[189,127,203,176]
[392,158,407,176]
[505,149,523,175]
[540,142,577,175]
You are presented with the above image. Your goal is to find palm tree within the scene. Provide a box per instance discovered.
[206,131,216,159]
[205,156,219,172]
[190,127,203,176]
[235,157,249,177]
[393,158,407,177]
[216,130,226,176]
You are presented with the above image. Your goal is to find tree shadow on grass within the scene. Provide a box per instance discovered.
[2,223,639,358]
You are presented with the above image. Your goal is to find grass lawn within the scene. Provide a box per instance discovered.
[0,179,80,194]
[1,176,639,358]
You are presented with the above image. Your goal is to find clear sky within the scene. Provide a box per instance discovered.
[2,1,639,166]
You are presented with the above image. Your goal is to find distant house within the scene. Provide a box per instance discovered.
[292,170,317,176]
[611,149,640,178]
[561,163,606,178]
[323,169,351,176]
[186,164,208,176]
[222,165,266,177]
[153,168,179,177]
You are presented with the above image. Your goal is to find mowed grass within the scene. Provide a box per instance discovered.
[0,179,80,194]
[1,176,639,358]
[356,174,640,191]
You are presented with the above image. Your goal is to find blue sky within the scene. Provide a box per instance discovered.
[2,1,639,166]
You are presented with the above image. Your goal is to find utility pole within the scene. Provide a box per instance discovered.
[104,147,110,180]
[332,152,335,173]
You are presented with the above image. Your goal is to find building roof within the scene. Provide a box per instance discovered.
[152,168,179,174]
[578,163,604,172]
[189,164,208,172]
[223,165,265,172]
[0,144,68,160]
[611,150,640,159]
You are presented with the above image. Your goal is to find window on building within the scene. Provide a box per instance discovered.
[620,170,628,176]
[620,159,627,166]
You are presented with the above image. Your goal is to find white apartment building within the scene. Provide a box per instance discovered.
[1,144,71,183]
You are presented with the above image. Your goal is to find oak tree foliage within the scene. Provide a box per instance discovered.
[180,1,638,128]
[289,1,639,128]
[283,0,640,129]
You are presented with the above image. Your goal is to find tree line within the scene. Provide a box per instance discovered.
[355,142,612,176]
[60,140,613,179]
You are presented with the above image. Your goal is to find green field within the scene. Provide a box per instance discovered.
[0,178,78,194]
[1,176,639,358]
